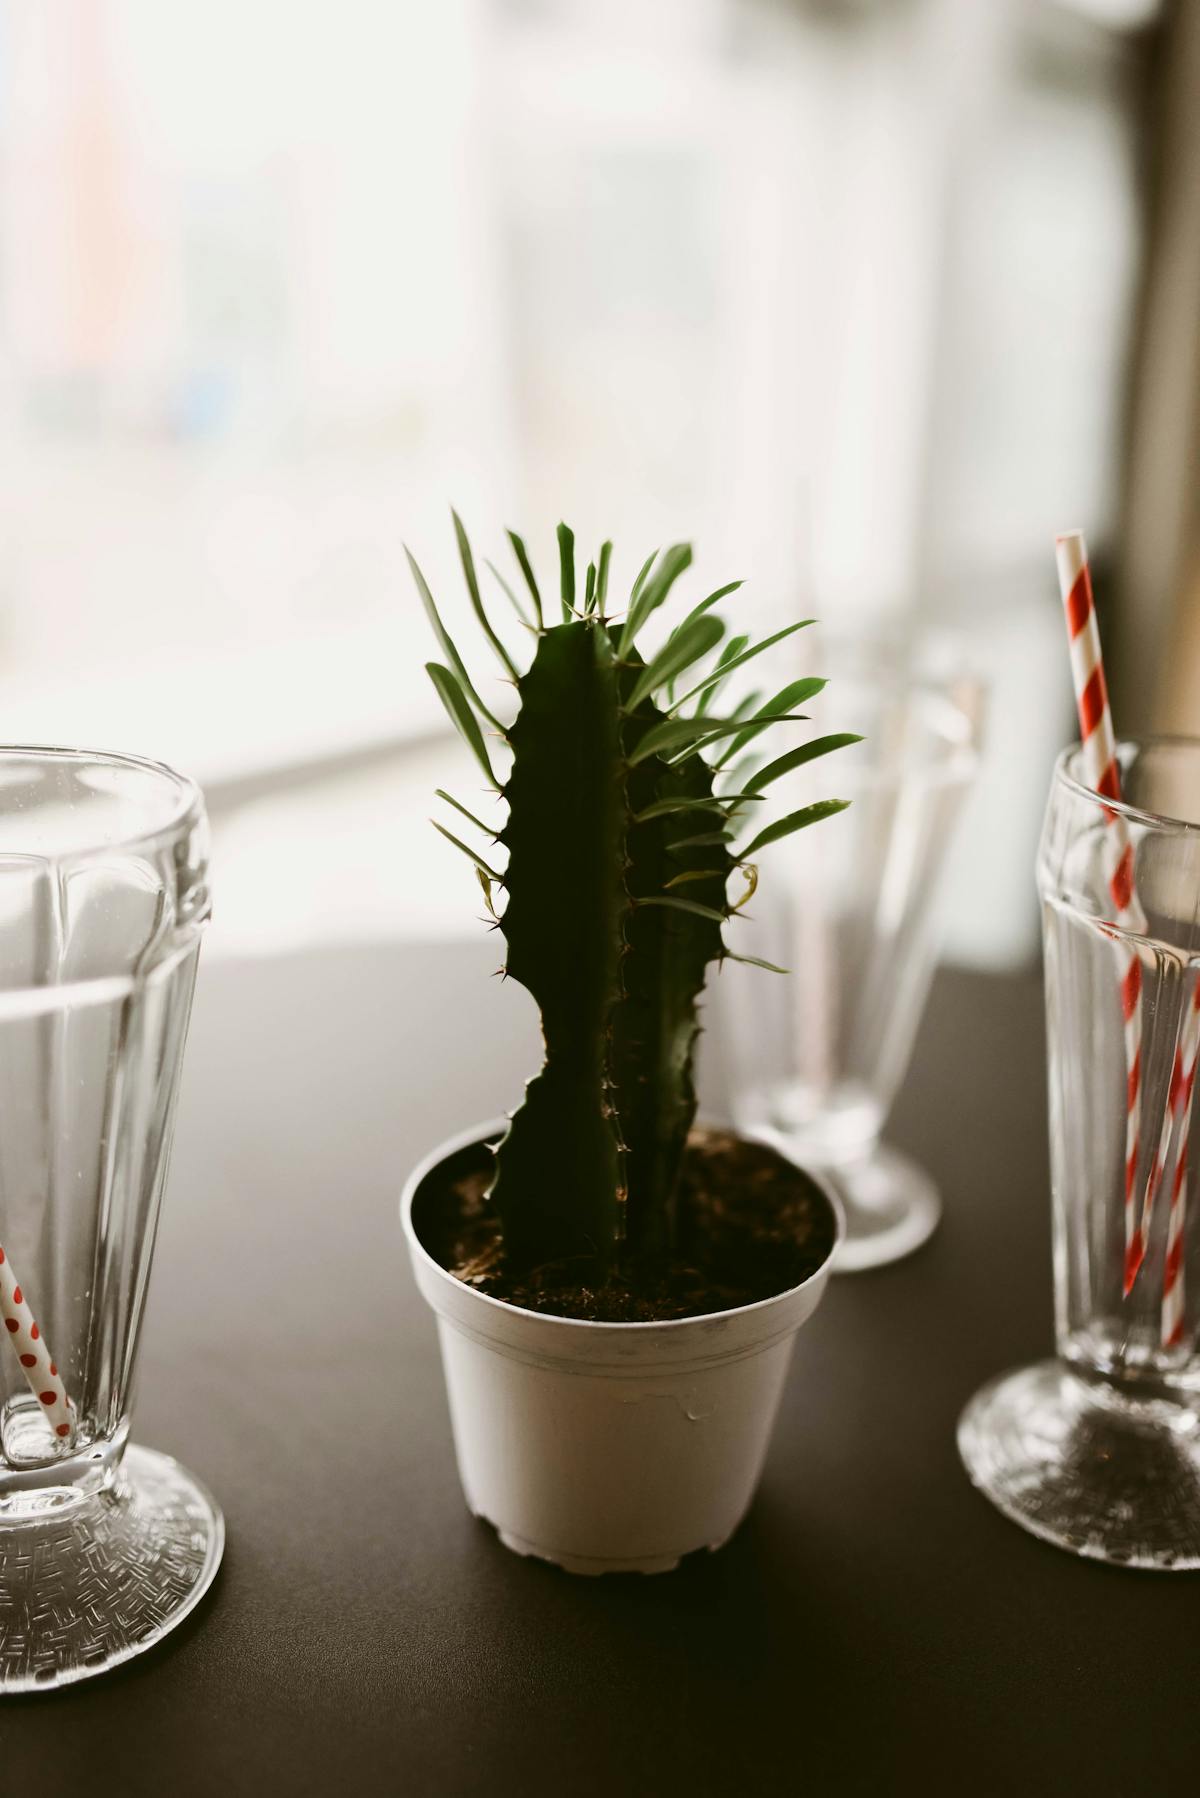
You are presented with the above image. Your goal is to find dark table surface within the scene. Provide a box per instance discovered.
[2,943,1196,1796]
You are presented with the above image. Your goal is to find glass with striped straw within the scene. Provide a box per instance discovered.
[0,748,222,1690]
[960,739,1200,1570]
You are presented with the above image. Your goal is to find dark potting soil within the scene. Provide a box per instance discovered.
[415,1128,837,1323]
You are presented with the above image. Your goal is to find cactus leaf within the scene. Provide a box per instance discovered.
[663,867,726,890]
[667,830,733,849]
[406,547,506,731]
[584,560,597,614]
[595,540,613,614]
[718,755,764,818]
[632,793,758,822]
[484,558,536,631]
[696,634,747,715]
[557,522,576,621]
[742,732,865,795]
[431,819,505,882]
[626,716,723,763]
[712,677,827,767]
[619,543,693,652]
[725,689,764,725]
[628,549,658,607]
[476,865,501,919]
[506,529,544,630]
[426,662,500,786]
[452,511,521,681]
[635,711,809,767]
[626,712,751,764]
[634,895,728,923]
[671,621,814,713]
[723,951,789,974]
[668,581,744,644]
[624,614,725,711]
[435,789,499,839]
[738,798,850,858]
[730,861,759,910]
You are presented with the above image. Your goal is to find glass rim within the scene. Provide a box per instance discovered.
[1056,736,1200,838]
[0,745,204,862]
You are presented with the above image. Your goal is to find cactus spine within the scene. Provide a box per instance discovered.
[410,518,857,1282]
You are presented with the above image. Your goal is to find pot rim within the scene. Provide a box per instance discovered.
[400,1115,845,1334]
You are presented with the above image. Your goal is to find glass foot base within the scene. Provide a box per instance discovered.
[958,1359,1200,1571]
[823,1144,942,1273]
[0,1442,224,1692]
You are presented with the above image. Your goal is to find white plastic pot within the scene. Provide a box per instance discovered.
[401,1120,842,1576]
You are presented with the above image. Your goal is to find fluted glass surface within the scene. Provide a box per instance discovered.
[960,740,1200,1570]
[0,750,222,1690]
[719,668,977,1269]
[1040,742,1200,1386]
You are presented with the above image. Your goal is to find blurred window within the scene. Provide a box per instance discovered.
[0,0,1163,960]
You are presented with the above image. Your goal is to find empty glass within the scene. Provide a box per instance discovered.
[0,749,221,1690]
[717,660,979,1270]
[960,739,1200,1569]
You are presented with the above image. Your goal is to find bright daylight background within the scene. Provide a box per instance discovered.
[0,0,1168,964]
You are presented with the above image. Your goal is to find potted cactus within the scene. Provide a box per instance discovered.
[401,517,858,1574]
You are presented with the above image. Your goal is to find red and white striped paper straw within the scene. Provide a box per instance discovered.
[1139,983,1200,1273]
[0,1241,74,1443]
[1055,531,1149,1292]
[1162,985,1200,1348]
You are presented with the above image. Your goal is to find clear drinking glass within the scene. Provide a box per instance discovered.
[960,739,1200,1569]
[717,662,979,1270]
[0,749,222,1690]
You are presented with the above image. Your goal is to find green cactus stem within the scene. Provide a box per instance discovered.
[410,518,858,1284]
[488,621,628,1273]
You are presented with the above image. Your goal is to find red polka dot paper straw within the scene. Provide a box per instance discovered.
[0,1241,74,1443]
[1162,984,1200,1348]
[1055,531,1149,1292]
